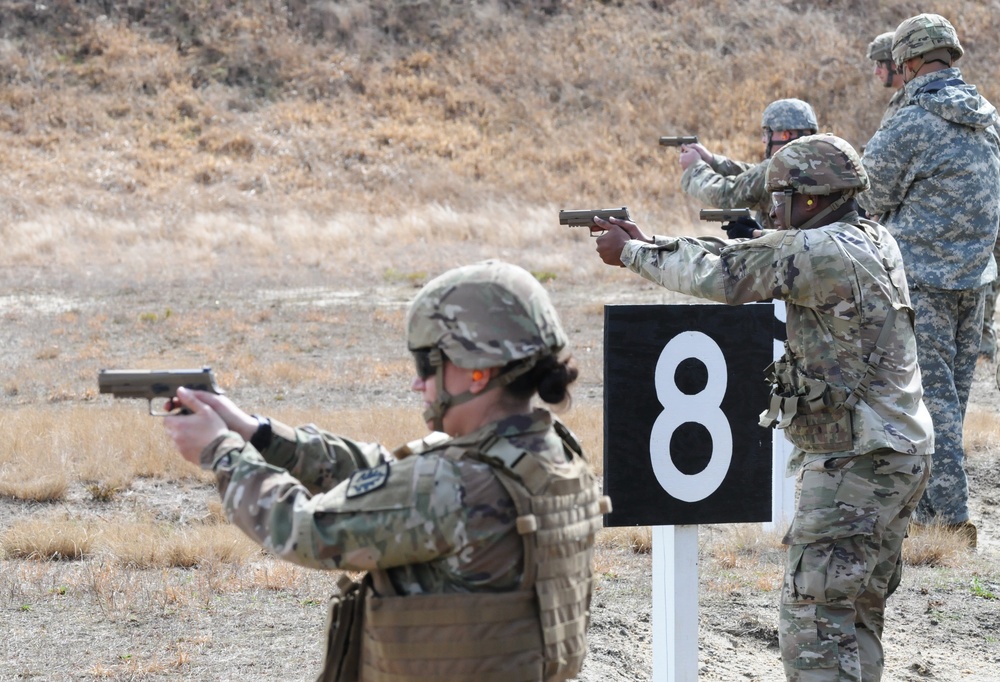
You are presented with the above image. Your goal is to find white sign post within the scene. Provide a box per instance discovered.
[652,525,699,681]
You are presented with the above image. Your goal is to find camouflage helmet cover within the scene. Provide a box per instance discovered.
[406,260,567,369]
[765,133,870,196]
[760,98,819,132]
[761,98,818,132]
[866,32,895,62]
[891,13,964,66]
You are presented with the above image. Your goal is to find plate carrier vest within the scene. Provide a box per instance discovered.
[324,420,611,682]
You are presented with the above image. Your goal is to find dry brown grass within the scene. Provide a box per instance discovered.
[700,524,785,593]
[4,1,999,282]
[598,526,654,554]
[1,515,260,567]
[0,472,70,503]
[2,518,96,560]
[0,406,208,494]
[903,523,978,568]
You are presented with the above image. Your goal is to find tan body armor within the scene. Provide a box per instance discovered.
[759,220,911,453]
[348,421,608,682]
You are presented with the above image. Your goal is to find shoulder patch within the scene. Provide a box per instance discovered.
[345,463,390,498]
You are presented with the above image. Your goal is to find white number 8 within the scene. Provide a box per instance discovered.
[649,331,733,502]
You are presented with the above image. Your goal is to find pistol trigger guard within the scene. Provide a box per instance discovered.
[150,397,186,417]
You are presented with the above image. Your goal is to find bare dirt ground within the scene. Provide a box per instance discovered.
[1,257,998,681]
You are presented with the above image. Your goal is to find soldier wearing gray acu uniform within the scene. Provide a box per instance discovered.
[591,134,932,682]
[858,13,1000,545]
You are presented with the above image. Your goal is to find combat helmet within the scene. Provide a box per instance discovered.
[765,134,869,230]
[407,259,567,430]
[761,98,818,158]
[761,99,818,134]
[867,31,899,87]
[892,13,963,67]
[866,32,895,62]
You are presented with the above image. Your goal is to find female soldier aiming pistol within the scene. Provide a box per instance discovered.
[164,259,609,682]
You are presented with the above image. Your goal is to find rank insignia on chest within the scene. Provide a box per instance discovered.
[346,463,390,498]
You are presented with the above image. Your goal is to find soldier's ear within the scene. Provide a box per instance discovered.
[467,367,495,394]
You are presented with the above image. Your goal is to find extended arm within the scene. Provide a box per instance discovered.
[166,388,389,494]
[681,159,768,210]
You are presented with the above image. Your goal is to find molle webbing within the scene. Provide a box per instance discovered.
[358,426,606,682]
[361,589,544,682]
[479,435,607,681]
[759,307,899,431]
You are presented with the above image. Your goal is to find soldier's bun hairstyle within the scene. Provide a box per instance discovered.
[504,354,579,408]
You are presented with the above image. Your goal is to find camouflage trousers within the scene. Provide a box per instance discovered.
[779,450,930,682]
[910,284,986,525]
[981,275,999,360]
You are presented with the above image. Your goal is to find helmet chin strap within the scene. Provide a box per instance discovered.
[902,56,925,83]
[421,347,538,432]
[764,128,775,159]
[881,61,896,88]
[766,130,811,160]
[794,194,851,231]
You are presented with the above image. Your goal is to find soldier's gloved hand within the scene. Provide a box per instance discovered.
[722,216,761,239]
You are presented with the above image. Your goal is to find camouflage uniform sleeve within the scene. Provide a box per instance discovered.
[255,419,390,494]
[204,437,491,572]
[621,234,762,302]
[708,153,753,176]
[680,159,768,210]
[622,229,831,306]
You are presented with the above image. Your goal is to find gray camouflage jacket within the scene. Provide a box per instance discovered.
[858,67,1000,290]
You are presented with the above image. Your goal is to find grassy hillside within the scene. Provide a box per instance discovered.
[1,0,998,273]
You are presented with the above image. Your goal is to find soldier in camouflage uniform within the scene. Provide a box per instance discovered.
[857,14,1000,545]
[592,134,932,682]
[164,260,608,682]
[678,98,818,235]
[866,32,906,129]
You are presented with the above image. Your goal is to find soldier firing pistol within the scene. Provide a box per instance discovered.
[98,367,224,415]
